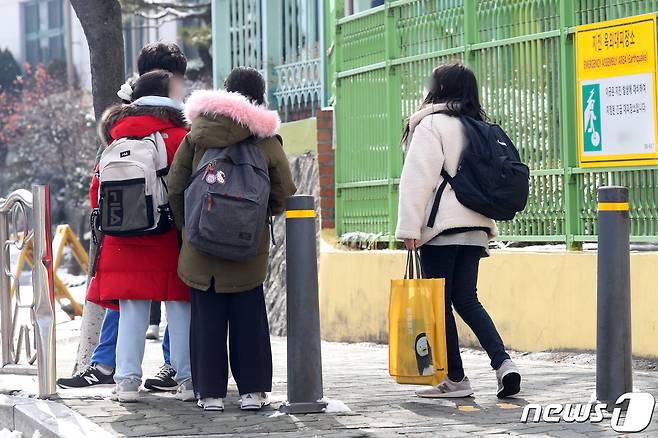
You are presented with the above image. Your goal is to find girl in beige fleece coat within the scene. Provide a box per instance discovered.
[396,63,521,399]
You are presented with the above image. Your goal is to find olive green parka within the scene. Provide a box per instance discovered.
[168,89,296,292]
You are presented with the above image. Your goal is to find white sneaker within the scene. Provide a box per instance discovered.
[198,397,225,411]
[415,376,474,398]
[496,359,521,398]
[175,378,196,401]
[240,392,270,410]
[145,325,160,340]
[110,379,141,402]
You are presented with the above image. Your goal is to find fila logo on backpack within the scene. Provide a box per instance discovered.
[95,132,173,236]
[184,137,271,262]
[427,116,530,226]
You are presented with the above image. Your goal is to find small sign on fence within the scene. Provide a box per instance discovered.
[576,13,658,168]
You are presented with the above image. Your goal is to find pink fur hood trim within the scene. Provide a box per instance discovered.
[184,89,280,138]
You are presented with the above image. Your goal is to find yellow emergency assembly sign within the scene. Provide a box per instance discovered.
[576,14,658,167]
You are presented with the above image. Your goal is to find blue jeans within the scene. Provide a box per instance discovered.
[115,300,190,383]
[91,308,171,368]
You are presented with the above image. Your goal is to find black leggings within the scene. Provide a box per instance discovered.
[420,245,510,381]
[190,284,273,398]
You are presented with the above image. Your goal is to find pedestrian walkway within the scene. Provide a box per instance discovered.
[2,326,658,437]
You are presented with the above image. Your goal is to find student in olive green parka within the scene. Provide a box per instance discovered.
[167,67,296,412]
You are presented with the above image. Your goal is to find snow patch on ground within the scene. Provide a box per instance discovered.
[268,410,287,418]
[322,398,351,413]
[0,429,42,438]
[8,390,35,399]
[269,398,351,417]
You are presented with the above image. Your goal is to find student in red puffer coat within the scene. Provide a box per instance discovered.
[86,70,193,403]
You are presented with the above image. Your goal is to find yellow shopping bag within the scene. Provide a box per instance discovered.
[388,249,448,386]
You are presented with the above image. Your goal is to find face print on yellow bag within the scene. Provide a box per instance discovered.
[415,332,434,376]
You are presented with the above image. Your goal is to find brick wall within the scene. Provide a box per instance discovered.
[317,107,335,229]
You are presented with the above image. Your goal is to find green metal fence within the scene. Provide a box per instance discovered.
[333,0,658,246]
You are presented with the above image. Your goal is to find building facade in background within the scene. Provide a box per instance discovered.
[211,0,325,122]
[0,0,193,89]
[0,0,90,87]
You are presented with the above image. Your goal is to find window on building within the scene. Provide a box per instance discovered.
[48,0,63,29]
[22,0,65,67]
[24,3,39,34]
[123,21,134,77]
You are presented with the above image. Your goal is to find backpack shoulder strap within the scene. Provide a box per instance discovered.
[150,132,170,176]
[426,169,451,228]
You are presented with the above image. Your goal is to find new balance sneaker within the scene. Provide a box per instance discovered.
[56,364,115,389]
[415,376,474,398]
[496,359,521,398]
[110,379,141,402]
[240,392,270,411]
[145,325,160,340]
[198,397,225,411]
[144,364,178,391]
[175,378,196,401]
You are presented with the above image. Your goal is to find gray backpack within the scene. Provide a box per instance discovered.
[184,137,270,261]
[95,132,172,236]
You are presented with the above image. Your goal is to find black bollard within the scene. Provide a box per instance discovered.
[596,186,633,405]
[280,195,327,414]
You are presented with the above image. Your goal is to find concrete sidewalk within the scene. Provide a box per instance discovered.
[1,325,657,437]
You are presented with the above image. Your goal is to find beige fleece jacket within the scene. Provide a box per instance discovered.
[395,104,498,245]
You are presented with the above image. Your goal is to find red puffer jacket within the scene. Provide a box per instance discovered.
[86,104,190,310]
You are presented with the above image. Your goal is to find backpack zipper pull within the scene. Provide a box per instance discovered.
[207,194,214,211]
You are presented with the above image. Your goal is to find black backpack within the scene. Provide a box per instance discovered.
[427,116,529,226]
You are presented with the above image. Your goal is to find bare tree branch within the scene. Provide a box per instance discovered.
[121,0,210,22]
[141,0,209,9]
[121,0,210,13]
[133,7,208,20]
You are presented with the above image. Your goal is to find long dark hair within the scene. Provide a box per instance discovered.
[401,63,486,144]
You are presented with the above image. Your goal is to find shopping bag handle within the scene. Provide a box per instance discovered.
[404,249,425,279]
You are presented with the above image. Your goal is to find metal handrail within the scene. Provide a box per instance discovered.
[0,185,56,398]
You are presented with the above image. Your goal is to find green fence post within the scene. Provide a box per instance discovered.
[211,0,231,88]
[262,0,283,108]
[463,0,480,75]
[558,0,583,250]
[385,1,402,247]
[322,0,334,107]
[334,2,344,237]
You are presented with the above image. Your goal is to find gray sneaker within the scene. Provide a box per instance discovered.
[175,378,196,401]
[496,359,521,398]
[415,376,474,398]
[110,379,141,402]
